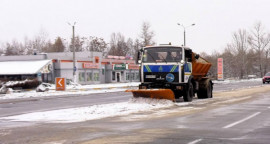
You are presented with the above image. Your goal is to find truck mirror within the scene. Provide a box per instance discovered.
[195,54,200,59]
[136,51,142,64]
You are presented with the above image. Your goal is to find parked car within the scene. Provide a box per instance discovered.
[262,72,270,84]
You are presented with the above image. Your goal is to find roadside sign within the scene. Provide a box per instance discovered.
[113,64,127,70]
[55,77,66,91]
[217,58,224,80]
[37,72,42,82]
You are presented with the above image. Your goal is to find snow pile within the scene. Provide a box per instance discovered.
[2,79,39,89]
[65,82,140,90]
[0,85,8,94]
[0,82,140,100]
[36,83,51,92]
[213,78,261,84]
[1,97,175,123]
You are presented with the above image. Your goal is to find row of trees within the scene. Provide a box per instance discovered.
[203,22,270,79]
[0,22,155,58]
[1,21,270,79]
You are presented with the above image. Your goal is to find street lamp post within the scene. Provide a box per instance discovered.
[177,23,195,46]
[68,22,77,83]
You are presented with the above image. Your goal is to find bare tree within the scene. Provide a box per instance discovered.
[228,29,249,78]
[69,36,84,52]
[4,40,24,56]
[86,36,107,52]
[139,22,155,47]
[248,22,270,77]
[33,29,49,53]
[132,38,141,59]
[108,33,129,56]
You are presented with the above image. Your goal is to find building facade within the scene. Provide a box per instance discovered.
[0,52,140,84]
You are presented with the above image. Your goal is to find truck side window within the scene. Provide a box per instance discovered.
[185,49,192,62]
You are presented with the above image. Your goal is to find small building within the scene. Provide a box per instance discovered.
[0,52,139,84]
[0,55,53,83]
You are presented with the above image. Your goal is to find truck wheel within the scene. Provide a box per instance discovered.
[198,80,212,99]
[183,82,193,102]
[205,81,212,98]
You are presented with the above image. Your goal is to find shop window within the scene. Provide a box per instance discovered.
[126,73,130,80]
[135,73,139,80]
[79,72,85,82]
[86,72,92,81]
[131,73,135,80]
[112,71,115,81]
[93,73,99,81]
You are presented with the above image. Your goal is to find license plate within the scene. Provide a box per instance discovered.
[146,75,156,78]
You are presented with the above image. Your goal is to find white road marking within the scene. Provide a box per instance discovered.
[223,112,261,129]
[188,139,202,144]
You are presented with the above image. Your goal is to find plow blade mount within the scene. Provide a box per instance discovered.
[126,89,175,101]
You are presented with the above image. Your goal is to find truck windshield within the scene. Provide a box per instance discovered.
[142,47,183,63]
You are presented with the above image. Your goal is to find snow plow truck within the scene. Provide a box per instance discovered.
[126,45,213,102]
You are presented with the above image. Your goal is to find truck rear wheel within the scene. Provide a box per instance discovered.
[197,79,212,99]
[183,82,193,102]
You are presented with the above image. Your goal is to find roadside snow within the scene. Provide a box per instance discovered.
[213,78,261,84]
[1,97,175,123]
[0,79,263,123]
[0,82,140,100]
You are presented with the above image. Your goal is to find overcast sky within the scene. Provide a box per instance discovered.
[1,0,270,54]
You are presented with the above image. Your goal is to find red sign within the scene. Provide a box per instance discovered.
[128,64,139,70]
[56,77,66,91]
[83,63,99,69]
[217,58,223,80]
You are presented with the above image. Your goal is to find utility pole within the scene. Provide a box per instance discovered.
[68,22,77,83]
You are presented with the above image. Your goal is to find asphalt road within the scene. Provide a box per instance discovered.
[1,80,270,144]
[0,92,131,117]
[0,79,263,117]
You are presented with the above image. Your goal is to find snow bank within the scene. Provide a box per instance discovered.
[0,82,140,100]
[213,78,261,84]
[1,97,175,123]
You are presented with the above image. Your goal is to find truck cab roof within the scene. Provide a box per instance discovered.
[144,45,191,51]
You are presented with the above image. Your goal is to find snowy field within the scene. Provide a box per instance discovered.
[0,78,263,123]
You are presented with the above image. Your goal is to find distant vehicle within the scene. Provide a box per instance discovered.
[262,72,270,84]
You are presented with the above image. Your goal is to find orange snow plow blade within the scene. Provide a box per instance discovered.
[126,89,175,101]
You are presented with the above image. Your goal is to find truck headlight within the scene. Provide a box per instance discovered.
[139,86,147,89]
[176,86,183,90]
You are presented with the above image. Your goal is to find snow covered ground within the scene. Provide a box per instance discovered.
[212,78,262,84]
[0,82,140,100]
[0,78,262,123]
[1,97,177,123]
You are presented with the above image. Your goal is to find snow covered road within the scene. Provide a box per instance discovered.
[1,79,270,144]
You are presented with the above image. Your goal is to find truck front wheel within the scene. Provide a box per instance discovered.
[183,82,193,102]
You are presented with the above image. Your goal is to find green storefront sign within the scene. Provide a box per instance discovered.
[113,64,127,70]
